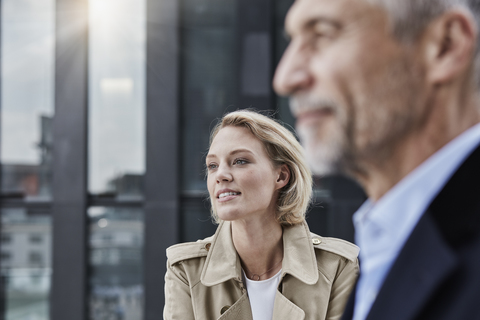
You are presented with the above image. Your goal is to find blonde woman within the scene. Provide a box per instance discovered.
[164,110,359,320]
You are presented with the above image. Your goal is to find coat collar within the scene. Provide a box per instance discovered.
[201,220,319,286]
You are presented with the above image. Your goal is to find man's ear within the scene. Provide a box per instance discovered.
[422,9,477,85]
[275,164,290,190]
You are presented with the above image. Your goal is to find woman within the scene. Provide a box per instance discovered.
[164,110,359,320]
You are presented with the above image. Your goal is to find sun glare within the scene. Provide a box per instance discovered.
[89,0,122,27]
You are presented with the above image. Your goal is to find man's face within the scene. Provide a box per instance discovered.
[274,0,428,176]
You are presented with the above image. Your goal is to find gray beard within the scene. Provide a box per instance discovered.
[297,124,343,176]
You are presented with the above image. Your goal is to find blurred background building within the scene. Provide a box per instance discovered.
[0,0,365,319]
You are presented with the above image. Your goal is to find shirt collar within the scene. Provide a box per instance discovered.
[353,122,480,272]
[201,220,318,286]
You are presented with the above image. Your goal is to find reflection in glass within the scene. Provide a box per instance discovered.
[0,208,52,320]
[88,0,146,196]
[180,0,238,191]
[88,207,144,320]
[0,0,55,198]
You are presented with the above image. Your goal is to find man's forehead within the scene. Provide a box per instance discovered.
[285,0,381,34]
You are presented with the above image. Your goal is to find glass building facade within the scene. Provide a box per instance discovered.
[0,0,365,319]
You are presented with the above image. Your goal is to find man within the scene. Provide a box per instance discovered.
[274,0,480,320]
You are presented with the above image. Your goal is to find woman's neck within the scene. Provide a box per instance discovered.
[231,216,284,281]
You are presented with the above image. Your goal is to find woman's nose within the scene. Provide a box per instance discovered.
[215,165,233,183]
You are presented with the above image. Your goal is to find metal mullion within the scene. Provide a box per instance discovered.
[0,2,4,313]
[51,0,89,319]
[88,195,144,208]
[0,2,7,319]
[0,200,52,216]
[145,0,181,316]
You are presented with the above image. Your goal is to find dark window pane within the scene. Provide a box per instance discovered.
[88,0,146,197]
[1,0,55,199]
[180,0,238,191]
[29,234,43,244]
[1,208,51,320]
[180,195,216,242]
[88,207,144,320]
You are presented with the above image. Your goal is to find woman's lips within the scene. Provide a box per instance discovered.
[217,193,240,203]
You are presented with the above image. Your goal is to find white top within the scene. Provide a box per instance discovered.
[243,269,282,320]
[352,122,480,320]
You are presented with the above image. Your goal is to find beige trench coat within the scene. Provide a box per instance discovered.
[164,221,359,320]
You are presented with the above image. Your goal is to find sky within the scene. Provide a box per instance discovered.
[1,0,146,194]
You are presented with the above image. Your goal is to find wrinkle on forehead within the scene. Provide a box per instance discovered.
[286,0,389,36]
[363,0,457,41]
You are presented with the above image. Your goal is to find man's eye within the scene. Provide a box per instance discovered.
[313,22,339,38]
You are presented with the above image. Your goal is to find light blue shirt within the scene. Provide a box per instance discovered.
[352,122,480,320]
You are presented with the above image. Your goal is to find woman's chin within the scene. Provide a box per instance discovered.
[217,214,238,222]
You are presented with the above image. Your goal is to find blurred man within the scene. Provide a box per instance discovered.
[274,0,480,320]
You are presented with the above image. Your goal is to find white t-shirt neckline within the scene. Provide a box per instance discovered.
[242,268,282,320]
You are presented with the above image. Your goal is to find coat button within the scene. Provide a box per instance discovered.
[205,243,211,251]
[221,305,230,314]
[312,238,322,245]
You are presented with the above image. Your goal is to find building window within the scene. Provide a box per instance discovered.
[29,251,43,265]
[29,234,43,244]
[1,251,11,261]
[1,234,12,244]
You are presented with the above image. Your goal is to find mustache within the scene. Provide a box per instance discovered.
[289,94,338,116]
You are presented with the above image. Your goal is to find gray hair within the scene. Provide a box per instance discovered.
[372,0,480,86]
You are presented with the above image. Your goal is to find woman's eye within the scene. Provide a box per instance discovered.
[234,159,248,165]
[207,163,218,170]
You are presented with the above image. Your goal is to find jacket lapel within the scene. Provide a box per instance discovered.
[366,143,480,320]
[365,212,458,320]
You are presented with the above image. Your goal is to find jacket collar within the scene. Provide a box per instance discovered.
[354,143,480,320]
[364,212,457,320]
[201,220,318,286]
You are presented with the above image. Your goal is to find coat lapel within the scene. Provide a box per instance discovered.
[365,212,458,320]
[272,291,305,320]
[218,293,253,320]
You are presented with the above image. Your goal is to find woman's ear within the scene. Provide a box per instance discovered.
[276,164,290,190]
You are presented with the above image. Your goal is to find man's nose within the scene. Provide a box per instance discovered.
[273,41,312,96]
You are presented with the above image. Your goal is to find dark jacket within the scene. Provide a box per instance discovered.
[342,143,480,320]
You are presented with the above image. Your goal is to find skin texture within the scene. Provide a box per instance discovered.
[206,126,290,280]
[274,0,480,200]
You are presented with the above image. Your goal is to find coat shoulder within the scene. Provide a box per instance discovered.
[166,235,214,266]
[310,232,359,263]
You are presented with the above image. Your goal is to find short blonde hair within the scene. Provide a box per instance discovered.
[208,110,313,226]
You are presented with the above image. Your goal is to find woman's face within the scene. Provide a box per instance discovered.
[206,126,288,222]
